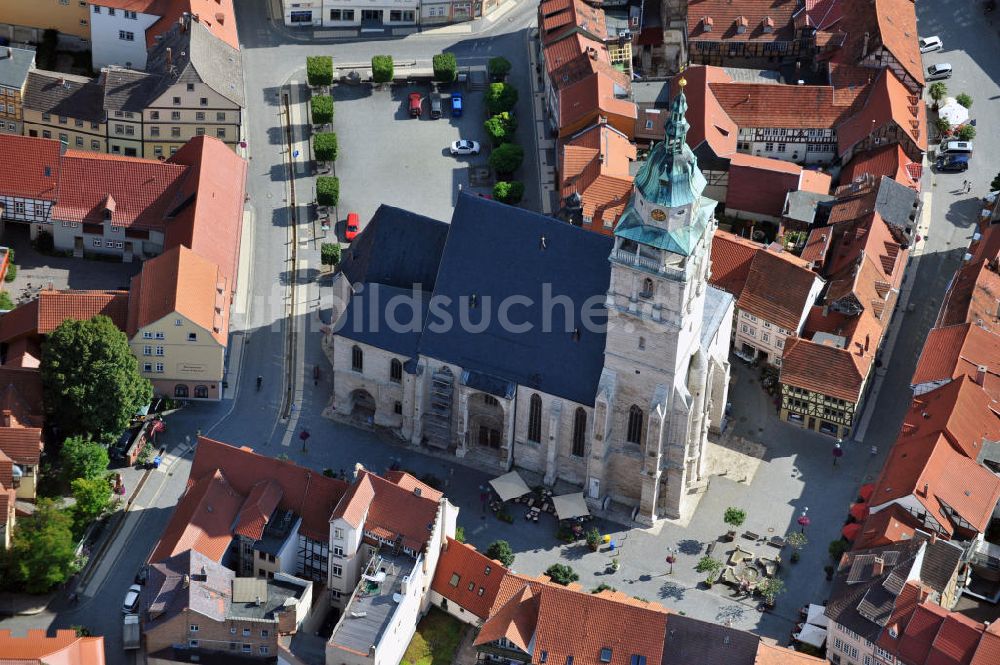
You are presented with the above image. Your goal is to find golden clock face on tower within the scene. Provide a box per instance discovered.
[650,208,667,221]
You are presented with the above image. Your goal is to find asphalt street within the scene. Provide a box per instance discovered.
[5,0,1000,660]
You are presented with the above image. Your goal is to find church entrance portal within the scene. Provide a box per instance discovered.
[468,393,504,449]
[349,389,376,424]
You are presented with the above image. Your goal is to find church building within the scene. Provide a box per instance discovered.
[327,82,733,522]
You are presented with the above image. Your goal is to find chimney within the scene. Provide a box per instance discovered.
[872,557,884,577]
[216,12,225,25]
[1,409,11,427]
[413,487,422,497]
[929,531,938,545]
[918,586,931,602]
[862,31,870,58]
[165,48,172,70]
[976,365,987,386]
[838,552,850,570]
[922,482,929,496]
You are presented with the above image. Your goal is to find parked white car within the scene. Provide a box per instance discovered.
[450,140,481,156]
[918,36,943,53]
[122,583,141,614]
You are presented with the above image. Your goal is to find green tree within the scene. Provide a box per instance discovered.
[489,143,524,176]
[71,475,112,528]
[493,181,525,204]
[755,577,785,605]
[935,117,952,134]
[928,81,947,108]
[485,539,515,567]
[484,112,518,145]
[60,435,109,484]
[317,176,340,206]
[485,83,518,115]
[371,55,394,84]
[4,264,16,282]
[544,563,579,586]
[488,56,512,81]
[432,53,458,83]
[0,291,13,310]
[786,531,808,551]
[42,316,152,441]
[314,132,339,162]
[957,124,976,140]
[306,55,334,87]
[723,507,747,529]
[696,555,723,577]
[7,499,77,593]
[828,538,849,561]
[956,93,973,109]
[321,243,341,267]
[311,95,334,125]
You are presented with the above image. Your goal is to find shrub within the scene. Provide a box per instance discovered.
[488,56,512,80]
[828,538,849,561]
[991,171,1000,191]
[0,291,12,310]
[485,82,518,115]
[311,95,334,125]
[786,531,808,551]
[585,527,601,547]
[313,132,339,162]
[957,124,976,140]
[591,583,616,594]
[486,540,515,567]
[756,577,785,604]
[306,56,333,87]
[371,55,394,84]
[489,143,524,176]
[935,117,952,134]
[696,555,722,574]
[455,526,465,543]
[928,81,947,106]
[723,507,747,528]
[432,53,458,82]
[493,181,525,204]
[484,112,517,145]
[544,563,579,586]
[4,264,16,283]
[321,243,341,266]
[33,230,54,253]
[956,93,973,108]
[316,177,340,206]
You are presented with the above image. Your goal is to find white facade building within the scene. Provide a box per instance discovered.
[89,3,160,70]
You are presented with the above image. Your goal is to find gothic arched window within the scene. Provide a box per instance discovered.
[390,358,403,383]
[626,405,643,445]
[351,345,363,373]
[528,394,542,443]
[641,278,655,298]
[572,408,587,457]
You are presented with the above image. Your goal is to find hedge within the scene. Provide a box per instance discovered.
[306,56,333,87]
[433,53,458,83]
[311,95,334,125]
[314,132,339,162]
[371,55,394,84]
[489,143,524,176]
[317,177,340,206]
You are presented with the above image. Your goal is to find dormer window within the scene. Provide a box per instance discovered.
[763,16,774,33]
[736,16,748,33]
[702,16,713,32]
[104,209,112,221]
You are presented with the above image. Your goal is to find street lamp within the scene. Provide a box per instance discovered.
[665,547,678,575]
[797,507,811,533]
[832,442,843,467]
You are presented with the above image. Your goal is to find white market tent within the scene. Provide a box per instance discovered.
[490,471,531,502]
[552,492,590,520]
[806,604,830,628]
[939,97,970,126]
[794,623,828,649]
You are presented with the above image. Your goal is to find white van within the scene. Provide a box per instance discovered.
[941,140,973,156]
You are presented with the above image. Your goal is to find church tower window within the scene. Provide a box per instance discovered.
[528,394,542,442]
[626,405,643,445]
[572,408,587,457]
[640,278,654,299]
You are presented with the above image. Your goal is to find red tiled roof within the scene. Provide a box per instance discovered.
[800,228,833,267]
[0,629,105,664]
[0,427,42,466]
[164,136,247,292]
[939,261,1000,333]
[0,135,61,201]
[674,66,738,158]
[737,249,820,332]
[53,151,188,230]
[383,470,444,501]
[431,538,508,619]
[100,0,240,50]
[0,290,129,344]
[911,324,1000,401]
[872,0,924,88]
[802,0,844,30]
[475,584,540,651]
[780,336,866,402]
[233,479,283,540]
[149,468,244,563]
[899,602,950,665]
[330,474,375,529]
[687,0,798,43]
[840,144,921,191]
[900,376,1000,460]
[126,245,229,346]
[558,70,637,131]
[837,69,926,158]
[970,622,1000,665]
[709,230,761,297]
[186,436,348,543]
[359,470,441,551]
[539,0,608,46]
[926,613,986,665]
[726,153,827,219]
[0,368,43,428]
[710,82,857,129]
[559,123,635,230]
[853,503,920,550]
[755,641,828,665]
[870,432,1000,536]
[3,336,41,369]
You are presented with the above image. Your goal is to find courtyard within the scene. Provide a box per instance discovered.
[329,77,494,229]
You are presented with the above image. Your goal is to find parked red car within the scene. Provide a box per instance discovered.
[345,212,360,241]
[408,92,422,118]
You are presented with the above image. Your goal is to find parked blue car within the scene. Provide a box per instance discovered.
[451,91,463,117]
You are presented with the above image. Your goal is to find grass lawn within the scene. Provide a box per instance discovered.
[400,608,466,665]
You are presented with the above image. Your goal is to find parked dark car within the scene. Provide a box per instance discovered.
[936,154,969,172]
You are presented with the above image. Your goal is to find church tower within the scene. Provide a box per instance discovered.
[590,79,724,523]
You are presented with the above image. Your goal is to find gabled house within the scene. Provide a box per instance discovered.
[0,629,105,664]
[840,143,922,192]
[912,324,1000,400]
[687,0,804,68]
[557,121,636,234]
[724,152,832,223]
[126,245,230,400]
[22,70,108,153]
[836,68,926,164]
[0,367,44,504]
[0,46,36,135]
[897,376,1000,460]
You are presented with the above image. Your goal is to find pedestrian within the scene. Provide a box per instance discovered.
[963,179,969,191]
[871,445,878,456]
[967,181,973,193]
